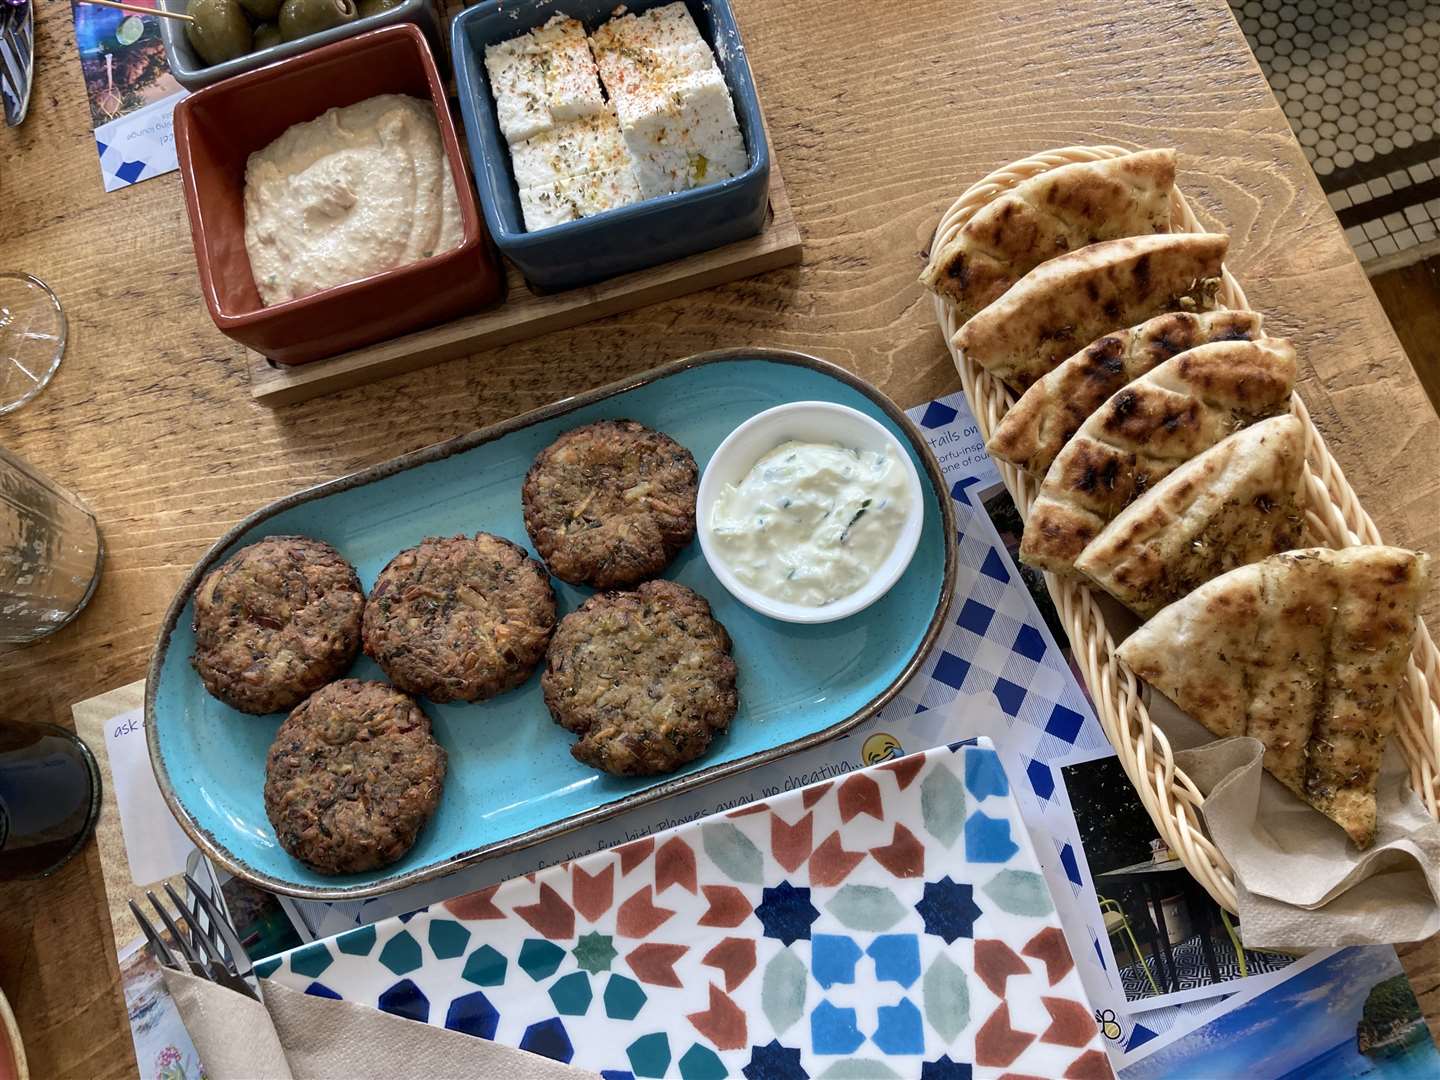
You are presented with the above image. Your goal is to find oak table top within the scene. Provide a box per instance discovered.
[3,1,1439,1075]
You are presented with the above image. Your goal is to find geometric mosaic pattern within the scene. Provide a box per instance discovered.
[260,740,1111,1078]
[1231,0,1440,268]
[1335,166,1440,264]
[1118,936,1294,999]
[898,396,1112,954]
[904,398,1108,780]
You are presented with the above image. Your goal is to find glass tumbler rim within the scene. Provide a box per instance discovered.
[0,721,102,880]
[0,271,67,417]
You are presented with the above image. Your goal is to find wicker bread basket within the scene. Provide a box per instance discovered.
[931,145,1440,913]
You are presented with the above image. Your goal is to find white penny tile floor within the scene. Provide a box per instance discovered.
[1230,0,1440,272]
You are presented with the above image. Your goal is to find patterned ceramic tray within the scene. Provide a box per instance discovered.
[258,738,1110,1078]
[147,350,957,900]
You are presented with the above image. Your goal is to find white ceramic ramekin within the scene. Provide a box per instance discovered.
[696,401,925,624]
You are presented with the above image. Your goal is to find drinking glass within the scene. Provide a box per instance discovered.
[0,272,66,415]
[0,446,102,644]
[0,720,101,880]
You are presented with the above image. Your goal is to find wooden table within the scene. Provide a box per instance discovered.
[3,1,1438,1075]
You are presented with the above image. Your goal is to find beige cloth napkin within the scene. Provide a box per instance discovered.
[1172,734,1440,950]
[163,969,600,1079]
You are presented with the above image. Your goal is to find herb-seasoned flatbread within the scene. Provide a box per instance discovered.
[1117,546,1428,847]
[988,310,1264,476]
[954,232,1229,390]
[1074,415,1306,617]
[1247,552,1334,799]
[922,149,1176,326]
[1311,548,1428,846]
[1019,337,1296,574]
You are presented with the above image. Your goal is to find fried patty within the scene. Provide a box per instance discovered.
[264,680,446,875]
[191,536,364,715]
[363,533,557,703]
[542,580,738,776]
[522,420,698,589]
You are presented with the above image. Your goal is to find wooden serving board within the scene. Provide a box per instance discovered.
[247,158,803,406]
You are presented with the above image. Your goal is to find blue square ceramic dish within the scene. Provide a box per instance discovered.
[451,0,771,291]
[146,349,956,900]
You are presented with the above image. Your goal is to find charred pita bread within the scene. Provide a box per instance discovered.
[1117,546,1428,847]
[954,232,1229,390]
[1074,415,1306,617]
[1246,552,1334,799]
[988,310,1264,476]
[922,149,1176,325]
[1018,337,1296,575]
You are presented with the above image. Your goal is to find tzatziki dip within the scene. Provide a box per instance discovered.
[709,441,911,606]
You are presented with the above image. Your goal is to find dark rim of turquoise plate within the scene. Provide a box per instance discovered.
[145,347,959,900]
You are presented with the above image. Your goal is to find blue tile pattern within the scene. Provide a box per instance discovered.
[263,741,1105,1078]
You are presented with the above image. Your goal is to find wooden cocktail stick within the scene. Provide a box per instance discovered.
[79,0,193,23]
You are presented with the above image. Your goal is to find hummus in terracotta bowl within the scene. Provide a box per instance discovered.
[243,93,464,306]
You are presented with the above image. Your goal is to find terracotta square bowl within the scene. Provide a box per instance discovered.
[175,24,504,366]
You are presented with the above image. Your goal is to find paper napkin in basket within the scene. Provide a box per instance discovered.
[1169,727,1440,950]
[163,969,600,1079]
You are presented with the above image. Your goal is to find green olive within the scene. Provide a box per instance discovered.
[252,22,282,49]
[185,0,253,67]
[238,0,282,19]
[278,0,357,41]
[357,0,402,16]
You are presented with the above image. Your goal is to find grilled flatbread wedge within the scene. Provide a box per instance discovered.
[1019,337,1296,574]
[988,310,1264,476]
[1075,415,1306,617]
[1118,546,1428,847]
[954,232,1229,389]
[922,149,1176,325]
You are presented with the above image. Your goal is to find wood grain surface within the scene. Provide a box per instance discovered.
[1373,255,1440,415]
[2,1,1438,1075]
[247,159,802,404]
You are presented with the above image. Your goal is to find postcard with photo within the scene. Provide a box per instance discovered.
[119,938,205,1080]
[71,1,186,190]
[1062,755,1297,1009]
[1120,946,1440,1079]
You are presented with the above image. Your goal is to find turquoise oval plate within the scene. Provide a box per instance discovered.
[147,349,957,898]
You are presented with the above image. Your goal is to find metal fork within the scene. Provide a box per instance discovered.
[0,0,32,127]
[129,873,262,1002]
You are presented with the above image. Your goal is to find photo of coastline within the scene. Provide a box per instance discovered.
[118,938,205,1079]
[1122,947,1440,1079]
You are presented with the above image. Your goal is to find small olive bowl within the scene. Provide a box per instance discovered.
[159,0,442,92]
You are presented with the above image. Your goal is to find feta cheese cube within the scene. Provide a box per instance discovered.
[484,40,551,144]
[518,167,644,232]
[618,66,748,198]
[485,15,605,144]
[590,2,708,56]
[526,14,589,49]
[591,2,716,120]
[510,109,635,190]
[531,15,607,122]
[517,182,579,231]
[594,41,715,125]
